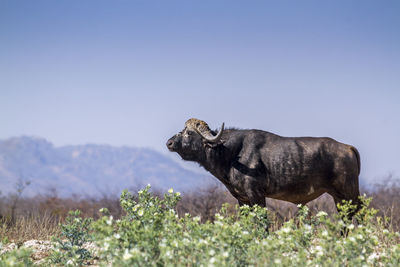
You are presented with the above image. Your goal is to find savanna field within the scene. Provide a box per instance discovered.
[1,181,400,266]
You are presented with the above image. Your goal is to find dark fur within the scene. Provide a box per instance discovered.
[167,126,361,212]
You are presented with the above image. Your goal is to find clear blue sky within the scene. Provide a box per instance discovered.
[1,0,399,183]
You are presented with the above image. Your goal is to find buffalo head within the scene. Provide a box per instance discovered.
[166,118,224,161]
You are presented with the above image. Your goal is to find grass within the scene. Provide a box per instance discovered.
[0,213,61,245]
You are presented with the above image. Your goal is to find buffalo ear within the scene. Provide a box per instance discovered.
[202,139,224,148]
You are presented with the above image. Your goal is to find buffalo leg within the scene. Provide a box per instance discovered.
[249,196,266,207]
[330,179,361,218]
[330,190,361,236]
[238,200,250,207]
[332,193,361,221]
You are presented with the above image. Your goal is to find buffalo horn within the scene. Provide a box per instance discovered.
[195,122,225,143]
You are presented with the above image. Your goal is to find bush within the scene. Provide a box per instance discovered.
[47,210,93,266]
[92,185,271,266]
[0,246,32,267]
[2,186,400,266]
[90,186,399,266]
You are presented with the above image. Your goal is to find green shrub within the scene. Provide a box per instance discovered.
[91,185,271,266]
[0,246,33,267]
[47,210,93,266]
[90,187,400,266]
[3,186,400,266]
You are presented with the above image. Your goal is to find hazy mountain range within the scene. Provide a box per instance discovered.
[0,136,214,197]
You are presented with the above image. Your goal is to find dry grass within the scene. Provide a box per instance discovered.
[1,177,400,243]
[0,213,61,245]
[0,192,123,243]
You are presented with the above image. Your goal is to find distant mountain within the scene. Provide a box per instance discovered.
[0,136,214,197]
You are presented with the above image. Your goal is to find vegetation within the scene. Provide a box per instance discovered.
[1,184,400,266]
[47,210,93,266]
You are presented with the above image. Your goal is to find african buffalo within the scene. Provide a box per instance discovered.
[167,118,361,214]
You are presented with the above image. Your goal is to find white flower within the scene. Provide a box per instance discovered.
[215,221,223,227]
[242,230,249,235]
[137,209,144,216]
[368,252,378,262]
[199,239,208,245]
[165,250,173,259]
[383,229,389,234]
[66,259,74,265]
[321,230,328,237]
[222,251,229,258]
[106,216,113,225]
[176,192,181,196]
[210,257,216,264]
[168,188,174,194]
[316,211,328,217]
[281,227,291,233]
[349,237,356,242]
[347,224,355,230]
[160,238,167,247]
[114,233,121,239]
[274,258,282,264]
[133,204,140,211]
[123,249,133,260]
[304,224,312,232]
[312,246,324,257]
[6,259,15,266]
[356,234,364,240]
[209,249,216,256]
[215,213,223,220]
[131,248,140,255]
